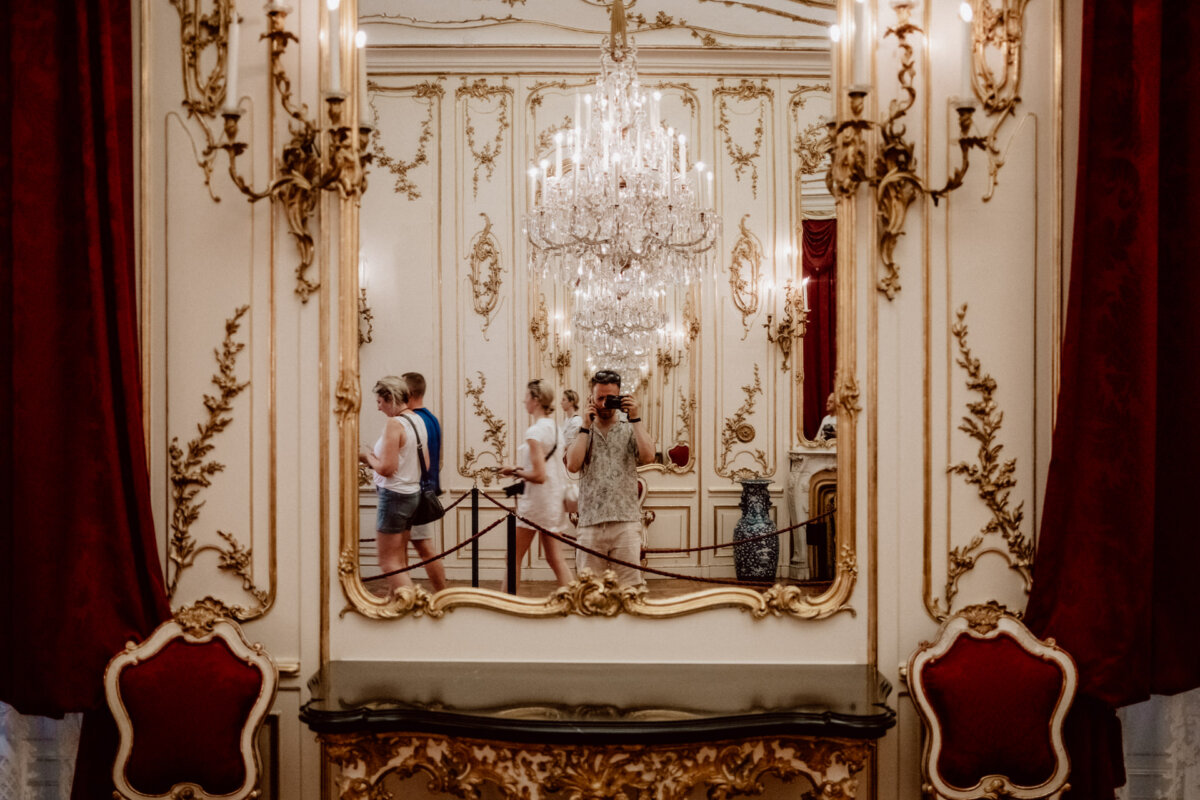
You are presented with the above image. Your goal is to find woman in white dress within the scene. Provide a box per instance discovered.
[499,379,574,593]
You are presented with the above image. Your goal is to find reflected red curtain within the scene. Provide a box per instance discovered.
[1024,0,1200,797]
[801,219,836,439]
[1,0,171,795]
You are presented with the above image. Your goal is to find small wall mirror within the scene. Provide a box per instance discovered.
[338,0,855,619]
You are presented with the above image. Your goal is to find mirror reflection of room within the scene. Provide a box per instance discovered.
[355,0,840,605]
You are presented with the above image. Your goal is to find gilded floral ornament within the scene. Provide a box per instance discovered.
[466,213,505,338]
[715,79,772,198]
[457,78,512,198]
[172,596,237,637]
[718,364,769,478]
[459,371,508,485]
[928,305,1032,621]
[321,731,873,800]
[727,215,764,338]
[370,80,443,200]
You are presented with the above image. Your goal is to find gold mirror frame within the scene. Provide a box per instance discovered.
[333,2,858,620]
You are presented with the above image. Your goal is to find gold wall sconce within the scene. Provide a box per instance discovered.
[357,256,373,346]
[826,0,1025,299]
[550,331,572,384]
[763,278,810,372]
[172,0,373,303]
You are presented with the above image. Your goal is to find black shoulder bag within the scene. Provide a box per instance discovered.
[400,414,445,525]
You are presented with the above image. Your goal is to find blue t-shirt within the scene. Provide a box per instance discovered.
[411,407,442,493]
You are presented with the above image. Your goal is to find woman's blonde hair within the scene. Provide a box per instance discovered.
[527,379,555,413]
[373,376,409,406]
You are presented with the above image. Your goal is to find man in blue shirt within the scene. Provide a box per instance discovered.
[403,372,445,590]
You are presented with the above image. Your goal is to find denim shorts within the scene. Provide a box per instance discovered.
[376,487,419,533]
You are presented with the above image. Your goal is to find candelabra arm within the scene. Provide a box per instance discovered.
[930,106,988,205]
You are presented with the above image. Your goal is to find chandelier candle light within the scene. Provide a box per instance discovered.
[524,0,720,372]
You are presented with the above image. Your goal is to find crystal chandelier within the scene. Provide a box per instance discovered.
[524,0,720,374]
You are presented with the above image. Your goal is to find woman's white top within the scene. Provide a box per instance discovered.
[515,417,568,532]
[373,412,426,494]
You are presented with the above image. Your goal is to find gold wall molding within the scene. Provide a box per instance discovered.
[715,79,773,198]
[457,78,513,198]
[790,84,832,177]
[166,305,270,619]
[654,82,700,113]
[335,373,360,424]
[728,214,764,338]
[718,363,769,480]
[466,213,506,338]
[459,371,509,486]
[322,730,872,800]
[928,305,1032,620]
[369,80,444,200]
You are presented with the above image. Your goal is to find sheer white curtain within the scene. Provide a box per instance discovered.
[0,701,81,800]
[1118,687,1200,800]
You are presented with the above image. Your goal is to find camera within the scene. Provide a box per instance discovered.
[503,481,526,498]
[603,394,626,410]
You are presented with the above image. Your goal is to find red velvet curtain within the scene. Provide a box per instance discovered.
[1024,0,1200,797]
[2,0,170,794]
[801,219,837,440]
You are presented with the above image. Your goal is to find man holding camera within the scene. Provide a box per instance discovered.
[564,370,656,586]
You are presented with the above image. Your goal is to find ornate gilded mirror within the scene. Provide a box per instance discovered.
[337,0,856,619]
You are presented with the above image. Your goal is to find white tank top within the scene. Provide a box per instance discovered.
[373,412,426,493]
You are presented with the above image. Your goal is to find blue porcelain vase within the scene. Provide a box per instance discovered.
[733,478,778,581]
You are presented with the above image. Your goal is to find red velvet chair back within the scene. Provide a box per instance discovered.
[907,603,1076,800]
[104,598,277,800]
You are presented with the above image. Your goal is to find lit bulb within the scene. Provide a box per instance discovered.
[959,2,973,22]
[355,30,366,47]
[326,0,339,8]
[829,24,841,43]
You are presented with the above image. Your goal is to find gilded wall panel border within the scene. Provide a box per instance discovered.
[466,213,506,338]
[716,363,770,480]
[714,78,774,198]
[459,371,509,486]
[727,215,764,338]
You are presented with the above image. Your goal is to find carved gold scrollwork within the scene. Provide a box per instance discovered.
[718,364,769,480]
[968,0,1033,200]
[715,79,772,198]
[728,215,764,338]
[166,306,270,620]
[322,731,873,800]
[466,213,505,338]
[370,80,444,200]
[167,0,235,199]
[529,292,550,355]
[457,78,513,198]
[335,372,360,423]
[790,84,833,176]
[460,371,508,486]
[173,596,236,636]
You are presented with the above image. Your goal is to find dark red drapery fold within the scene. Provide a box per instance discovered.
[2,0,170,793]
[801,219,836,440]
[1024,0,1200,797]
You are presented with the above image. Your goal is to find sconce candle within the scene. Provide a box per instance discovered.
[327,0,341,94]
[223,15,240,113]
[958,1,975,100]
[852,0,868,86]
[355,31,369,128]
[828,24,841,95]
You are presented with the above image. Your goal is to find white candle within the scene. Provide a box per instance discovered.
[583,94,592,147]
[327,0,341,94]
[852,0,867,86]
[355,31,369,127]
[959,1,976,101]
[223,14,240,113]
[539,159,550,198]
[651,91,661,127]
[828,25,840,96]
[528,166,538,211]
[678,134,686,180]
[802,277,811,311]
[554,132,563,178]
[706,171,714,207]
[574,92,582,137]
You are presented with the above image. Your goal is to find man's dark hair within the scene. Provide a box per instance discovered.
[589,370,621,389]
[402,372,426,399]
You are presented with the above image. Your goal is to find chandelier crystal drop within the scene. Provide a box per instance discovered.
[523,0,720,376]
